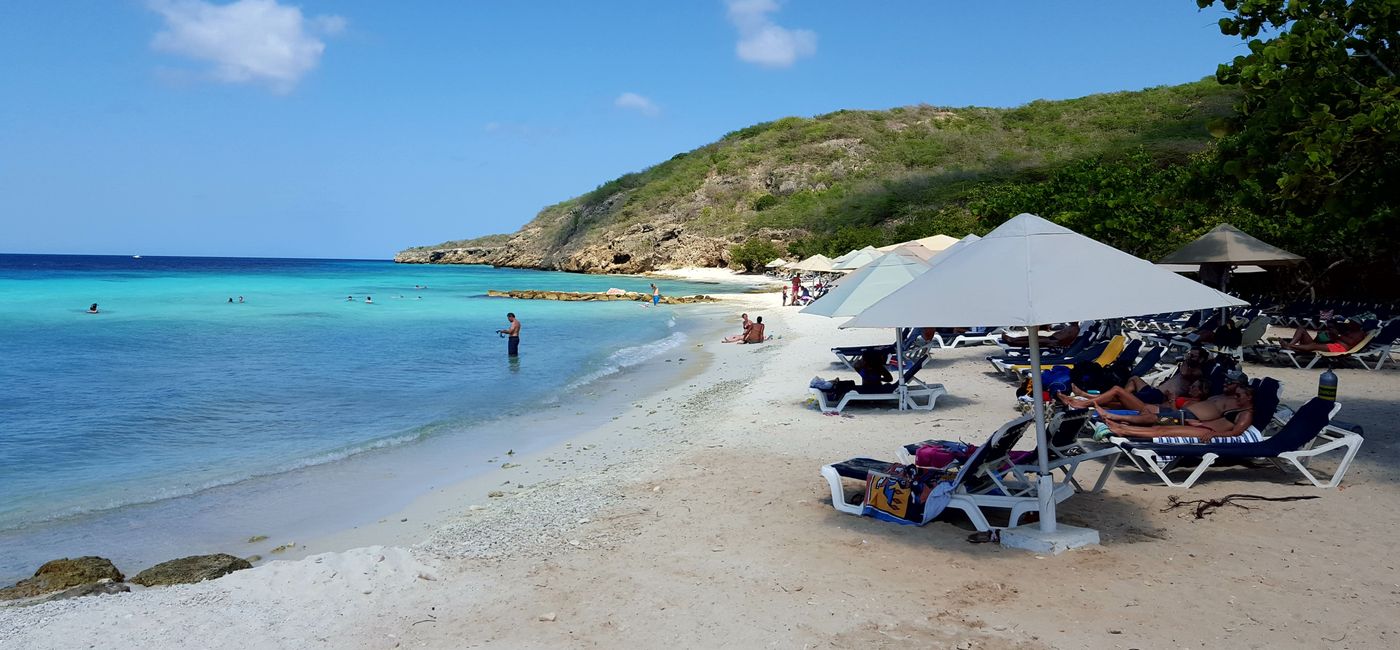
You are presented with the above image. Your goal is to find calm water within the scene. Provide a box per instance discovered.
[0,255,738,557]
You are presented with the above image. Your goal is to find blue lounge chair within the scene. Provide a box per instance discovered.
[810,355,946,413]
[1108,397,1362,488]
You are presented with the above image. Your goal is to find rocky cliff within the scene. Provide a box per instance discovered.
[398,80,1234,273]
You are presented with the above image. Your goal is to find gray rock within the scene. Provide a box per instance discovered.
[130,553,252,587]
[0,556,124,601]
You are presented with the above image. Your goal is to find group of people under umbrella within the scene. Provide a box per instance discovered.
[795,214,1298,550]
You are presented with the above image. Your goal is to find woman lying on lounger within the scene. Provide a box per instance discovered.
[1057,348,1207,411]
[1283,320,1365,353]
[1097,381,1255,442]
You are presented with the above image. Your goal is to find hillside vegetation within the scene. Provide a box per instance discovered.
[401,79,1246,274]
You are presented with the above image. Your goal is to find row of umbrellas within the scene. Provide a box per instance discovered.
[770,223,1301,285]
[792,215,1300,539]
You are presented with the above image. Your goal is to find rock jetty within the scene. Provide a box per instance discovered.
[485,290,716,304]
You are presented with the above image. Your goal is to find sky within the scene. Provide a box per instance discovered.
[0,1,1244,259]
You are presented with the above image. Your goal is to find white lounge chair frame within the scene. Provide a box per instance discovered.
[1107,402,1362,489]
[810,382,946,414]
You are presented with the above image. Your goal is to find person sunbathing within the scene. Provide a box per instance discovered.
[1283,320,1365,353]
[1000,322,1081,349]
[722,313,753,343]
[1058,347,1207,410]
[1096,381,1254,442]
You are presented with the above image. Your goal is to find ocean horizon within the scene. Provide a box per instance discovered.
[0,253,747,582]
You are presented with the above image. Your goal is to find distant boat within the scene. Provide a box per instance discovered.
[132,255,142,259]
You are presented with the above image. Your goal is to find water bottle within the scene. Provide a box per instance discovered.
[1318,367,1338,401]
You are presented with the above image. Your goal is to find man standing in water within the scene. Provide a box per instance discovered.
[498,312,521,356]
[650,283,661,307]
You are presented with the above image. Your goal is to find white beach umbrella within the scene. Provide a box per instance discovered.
[789,254,835,273]
[831,247,883,271]
[883,243,939,262]
[765,258,789,268]
[844,214,1245,541]
[830,250,859,266]
[914,234,960,253]
[802,251,930,318]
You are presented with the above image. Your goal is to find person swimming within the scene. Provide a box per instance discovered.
[347,295,354,301]
[88,303,99,314]
[365,296,373,304]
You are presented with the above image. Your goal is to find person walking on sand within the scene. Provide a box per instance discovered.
[650,283,661,307]
[790,275,801,307]
[498,312,521,356]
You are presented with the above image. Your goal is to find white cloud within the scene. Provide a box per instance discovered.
[725,0,816,68]
[614,92,660,117]
[147,0,345,93]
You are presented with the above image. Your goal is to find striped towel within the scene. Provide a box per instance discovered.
[1150,427,1264,467]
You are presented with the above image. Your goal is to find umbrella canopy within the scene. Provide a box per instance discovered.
[846,218,1244,328]
[800,251,930,318]
[923,234,981,266]
[1159,263,1265,274]
[831,247,883,271]
[1158,224,1303,266]
[914,234,960,252]
[844,214,1245,538]
[764,258,789,268]
[884,242,939,262]
[788,254,835,272]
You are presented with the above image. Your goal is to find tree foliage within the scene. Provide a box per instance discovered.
[1199,0,1400,268]
[728,238,783,273]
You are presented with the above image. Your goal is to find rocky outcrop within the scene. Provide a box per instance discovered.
[0,556,124,601]
[485,290,717,304]
[130,554,252,587]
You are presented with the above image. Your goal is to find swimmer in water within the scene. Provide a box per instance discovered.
[238,296,245,303]
[88,303,99,314]
[347,295,354,301]
[365,296,373,304]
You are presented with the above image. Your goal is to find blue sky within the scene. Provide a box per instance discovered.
[0,1,1242,259]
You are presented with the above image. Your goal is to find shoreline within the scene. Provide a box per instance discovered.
[5,277,1397,648]
[0,292,740,585]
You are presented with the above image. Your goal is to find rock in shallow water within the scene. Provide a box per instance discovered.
[0,556,124,601]
[130,553,252,587]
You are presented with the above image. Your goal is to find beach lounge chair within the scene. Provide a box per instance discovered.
[831,328,923,371]
[1107,397,1361,488]
[1001,335,1128,379]
[810,355,946,413]
[1349,320,1400,370]
[929,327,1003,349]
[1272,331,1379,370]
[820,415,1074,531]
[899,408,1120,494]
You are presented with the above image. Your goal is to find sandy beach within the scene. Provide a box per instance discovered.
[3,275,1398,649]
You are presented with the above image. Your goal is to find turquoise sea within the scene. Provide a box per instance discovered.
[0,254,744,582]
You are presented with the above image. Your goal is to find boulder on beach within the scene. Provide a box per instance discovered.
[0,556,124,601]
[130,553,252,587]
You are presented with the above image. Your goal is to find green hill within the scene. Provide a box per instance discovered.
[397,79,1239,272]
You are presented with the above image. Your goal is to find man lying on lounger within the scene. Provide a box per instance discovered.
[1000,321,1082,349]
[1057,347,1207,411]
[1097,378,1255,442]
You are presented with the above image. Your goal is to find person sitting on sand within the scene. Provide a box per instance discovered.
[1096,375,1252,432]
[1283,319,1365,354]
[88,303,99,314]
[1097,380,1256,442]
[741,316,766,344]
[723,313,753,343]
[1000,322,1082,349]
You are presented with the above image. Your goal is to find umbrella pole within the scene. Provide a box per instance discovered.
[895,328,907,411]
[1028,329,1057,533]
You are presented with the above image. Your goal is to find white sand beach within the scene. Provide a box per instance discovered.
[3,283,1398,649]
